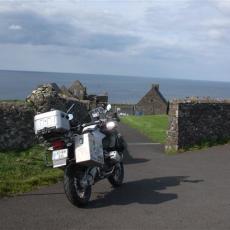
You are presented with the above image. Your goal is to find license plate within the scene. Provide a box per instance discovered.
[39,117,55,128]
[52,149,68,160]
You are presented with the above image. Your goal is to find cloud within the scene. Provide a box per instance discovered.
[8,24,22,30]
[207,29,224,40]
[140,46,193,60]
[0,9,140,51]
[0,10,74,45]
[0,0,230,81]
[212,0,230,12]
[201,18,230,28]
[143,0,230,53]
[83,33,140,51]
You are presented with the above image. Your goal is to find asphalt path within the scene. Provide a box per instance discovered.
[1,123,230,230]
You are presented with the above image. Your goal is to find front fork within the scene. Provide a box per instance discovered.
[80,167,98,188]
[79,163,116,189]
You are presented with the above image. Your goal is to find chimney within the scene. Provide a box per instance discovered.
[152,84,159,90]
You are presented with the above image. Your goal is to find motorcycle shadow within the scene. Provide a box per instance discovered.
[87,176,203,208]
[122,141,150,165]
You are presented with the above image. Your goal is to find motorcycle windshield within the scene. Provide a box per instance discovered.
[89,107,106,121]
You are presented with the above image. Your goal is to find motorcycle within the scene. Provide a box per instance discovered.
[34,104,125,207]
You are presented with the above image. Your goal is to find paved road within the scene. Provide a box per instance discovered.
[1,124,230,230]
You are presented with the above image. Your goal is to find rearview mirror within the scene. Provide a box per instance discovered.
[106,104,112,111]
[68,114,73,121]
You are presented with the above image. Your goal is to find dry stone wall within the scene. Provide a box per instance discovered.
[165,98,230,152]
[0,82,91,151]
[0,102,35,150]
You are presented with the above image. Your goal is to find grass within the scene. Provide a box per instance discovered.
[181,138,230,152]
[121,115,169,144]
[165,137,230,155]
[0,145,63,197]
[0,99,25,103]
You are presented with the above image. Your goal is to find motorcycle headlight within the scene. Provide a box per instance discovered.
[106,121,117,130]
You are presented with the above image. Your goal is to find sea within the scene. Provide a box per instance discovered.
[0,69,229,103]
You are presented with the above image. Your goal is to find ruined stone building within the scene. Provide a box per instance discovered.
[68,80,87,100]
[63,80,108,109]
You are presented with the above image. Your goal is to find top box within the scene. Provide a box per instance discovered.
[34,110,70,135]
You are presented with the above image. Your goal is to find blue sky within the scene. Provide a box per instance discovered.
[0,0,230,81]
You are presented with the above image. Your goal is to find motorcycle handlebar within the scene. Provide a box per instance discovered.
[71,120,100,130]
[82,120,102,127]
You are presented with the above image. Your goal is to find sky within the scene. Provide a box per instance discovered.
[0,0,230,81]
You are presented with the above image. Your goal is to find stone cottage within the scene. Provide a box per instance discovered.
[112,84,168,115]
[135,84,168,115]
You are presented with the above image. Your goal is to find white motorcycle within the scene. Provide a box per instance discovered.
[34,104,125,207]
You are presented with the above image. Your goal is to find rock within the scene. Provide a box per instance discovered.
[50,82,61,94]
[60,85,73,97]
[68,80,87,100]
[26,83,90,125]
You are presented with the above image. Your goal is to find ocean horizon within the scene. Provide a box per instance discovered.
[0,69,230,103]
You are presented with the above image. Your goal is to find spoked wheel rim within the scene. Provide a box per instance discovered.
[64,164,92,207]
[108,162,124,187]
[73,177,87,199]
[114,164,122,181]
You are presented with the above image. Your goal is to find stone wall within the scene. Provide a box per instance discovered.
[0,102,35,150]
[0,82,92,151]
[112,104,135,115]
[165,98,230,152]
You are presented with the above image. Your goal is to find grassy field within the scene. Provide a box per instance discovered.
[0,115,168,196]
[0,145,63,197]
[0,99,25,103]
[121,115,169,144]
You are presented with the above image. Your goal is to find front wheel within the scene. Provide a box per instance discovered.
[64,164,91,207]
[108,162,124,187]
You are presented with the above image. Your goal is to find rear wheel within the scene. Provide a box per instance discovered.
[108,162,124,187]
[64,164,91,207]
